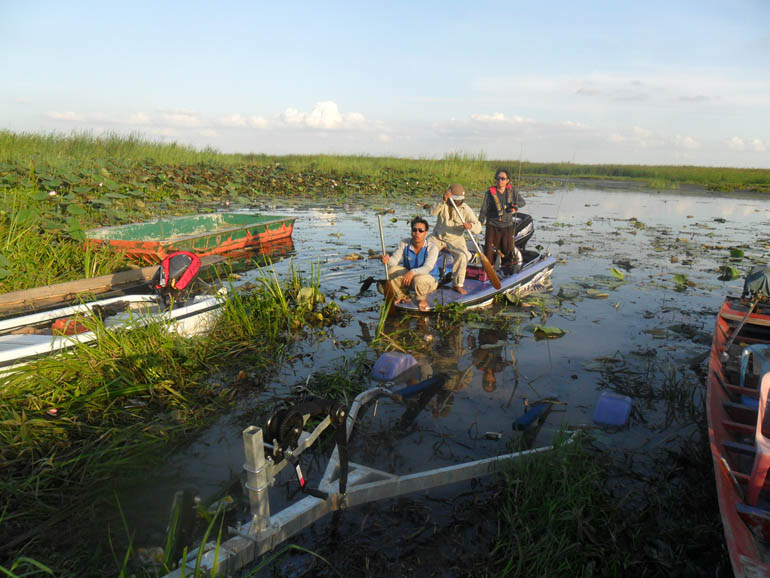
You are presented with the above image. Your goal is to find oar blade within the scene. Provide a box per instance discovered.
[382,279,398,304]
[479,253,502,289]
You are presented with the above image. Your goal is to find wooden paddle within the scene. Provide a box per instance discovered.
[448,198,501,289]
[377,215,398,303]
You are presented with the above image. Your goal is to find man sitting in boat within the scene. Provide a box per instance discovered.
[381,217,440,311]
[429,184,482,296]
[479,169,526,269]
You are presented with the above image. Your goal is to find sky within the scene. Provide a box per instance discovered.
[2,0,769,168]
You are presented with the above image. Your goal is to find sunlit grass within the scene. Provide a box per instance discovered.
[0,266,336,573]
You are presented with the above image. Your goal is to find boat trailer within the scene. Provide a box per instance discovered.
[164,383,574,577]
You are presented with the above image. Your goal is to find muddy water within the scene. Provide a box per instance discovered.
[124,185,770,569]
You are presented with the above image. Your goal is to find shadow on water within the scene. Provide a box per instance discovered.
[119,185,770,575]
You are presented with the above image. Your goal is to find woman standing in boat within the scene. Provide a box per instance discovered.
[478,169,526,268]
[381,217,440,311]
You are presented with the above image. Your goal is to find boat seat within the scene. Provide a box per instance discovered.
[739,345,770,505]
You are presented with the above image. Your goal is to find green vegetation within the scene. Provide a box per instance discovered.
[482,433,723,576]
[0,129,742,575]
[0,267,340,576]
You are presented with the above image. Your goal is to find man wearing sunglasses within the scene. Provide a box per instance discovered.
[429,183,481,295]
[381,216,440,311]
[479,169,526,268]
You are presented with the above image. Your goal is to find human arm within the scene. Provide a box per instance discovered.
[478,192,489,225]
[462,205,482,234]
[385,240,408,274]
[512,188,526,209]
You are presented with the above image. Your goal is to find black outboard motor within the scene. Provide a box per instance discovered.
[152,251,201,308]
[513,213,534,251]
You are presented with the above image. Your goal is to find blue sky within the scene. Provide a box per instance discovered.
[2,0,769,167]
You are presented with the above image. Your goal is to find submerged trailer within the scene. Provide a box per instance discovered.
[163,381,574,577]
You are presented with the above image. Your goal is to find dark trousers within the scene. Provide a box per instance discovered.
[483,224,513,264]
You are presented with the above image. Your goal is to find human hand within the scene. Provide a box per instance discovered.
[443,191,452,202]
[402,270,415,286]
[382,254,390,264]
[463,222,472,230]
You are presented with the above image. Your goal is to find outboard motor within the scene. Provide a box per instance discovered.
[743,265,770,301]
[513,213,534,251]
[152,251,201,308]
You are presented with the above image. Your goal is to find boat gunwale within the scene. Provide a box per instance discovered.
[86,214,295,243]
[708,296,770,577]
[394,253,555,313]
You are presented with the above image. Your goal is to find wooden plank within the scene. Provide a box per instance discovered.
[0,255,225,315]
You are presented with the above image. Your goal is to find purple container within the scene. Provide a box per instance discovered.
[371,352,418,381]
[592,391,632,426]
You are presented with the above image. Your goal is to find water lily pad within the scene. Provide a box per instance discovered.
[609,267,625,281]
[586,289,610,299]
[529,325,566,339]
[0,268,10,280]
[718,265,741,281]
[730,248,744,259]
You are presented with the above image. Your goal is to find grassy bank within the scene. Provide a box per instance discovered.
[0,266,343,576]
[2,131,769,200]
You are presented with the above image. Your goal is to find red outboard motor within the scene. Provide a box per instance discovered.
[152,251,201,307]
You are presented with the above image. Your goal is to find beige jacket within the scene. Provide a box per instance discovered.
[430,201,482,248]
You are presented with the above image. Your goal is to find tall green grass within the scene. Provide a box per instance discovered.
[0,267,334,574]
[0,130,228,168]
[3,130,768,192]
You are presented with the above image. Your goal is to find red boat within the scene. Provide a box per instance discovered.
[708,294,770,577]
[85,212,295,263]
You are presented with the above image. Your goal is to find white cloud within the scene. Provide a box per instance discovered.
[127,112,150,124]
[752,139,766,152]
[563,120,589,129]
[160,110,200,127]
[46,111,86,121]
[608,133,625,143]
[470,112,535,124]
[199,129,217,137]
[248,115,269,129]
[728,136,745,151]
[217,114,247,127]
[279,101,369,130]
[674,135,699,149]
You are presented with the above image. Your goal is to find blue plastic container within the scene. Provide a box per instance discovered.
[371,352,418,381]
[592,391,633,426]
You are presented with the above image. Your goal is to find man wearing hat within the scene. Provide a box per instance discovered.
[429,184,482,295]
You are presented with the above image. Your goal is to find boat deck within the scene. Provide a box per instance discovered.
[395,250,555,312]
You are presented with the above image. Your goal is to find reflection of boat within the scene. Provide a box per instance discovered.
[707,295,770,577]
[220,235,296,264]
[0,291,225,371]
[395,249,555,313]
[86,212,295,263]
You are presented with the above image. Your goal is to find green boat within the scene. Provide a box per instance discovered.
[86,212,295,263]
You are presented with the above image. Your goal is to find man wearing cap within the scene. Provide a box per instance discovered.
[429,184,482,295]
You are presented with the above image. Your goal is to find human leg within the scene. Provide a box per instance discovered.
[449,245,471,292]
[413,274,439,310]
[387,267,411,301]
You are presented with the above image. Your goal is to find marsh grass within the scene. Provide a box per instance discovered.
[3,131,768,196]
[486,431,724,577]
[0,267,335,573]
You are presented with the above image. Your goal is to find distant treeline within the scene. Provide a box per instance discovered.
[1,129,768,193]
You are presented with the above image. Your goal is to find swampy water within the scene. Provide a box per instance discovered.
[125,183,770,572]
